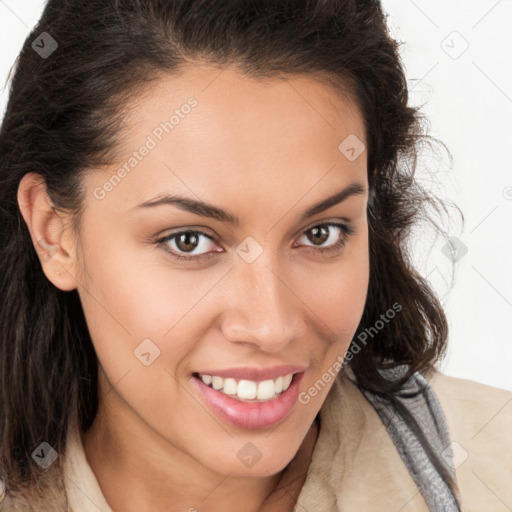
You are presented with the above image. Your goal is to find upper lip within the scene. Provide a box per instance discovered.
[194,365,308,382]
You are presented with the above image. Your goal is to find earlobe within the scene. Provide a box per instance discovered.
[17,172,78,291]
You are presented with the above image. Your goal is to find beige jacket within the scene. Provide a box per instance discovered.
[1,369,511,511]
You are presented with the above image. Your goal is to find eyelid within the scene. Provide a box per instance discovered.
[293,221,354,250]
[295,216,352,237]
[156,217,353,246]
[155,218,355,263]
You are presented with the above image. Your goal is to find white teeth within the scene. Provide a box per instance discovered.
[201,374,212,386]
[223,378,238,395]
[257,379,276,400]
[237,380,257,400]
[282,373,293,391]
[197,372,295,402]
[211,376,223,390]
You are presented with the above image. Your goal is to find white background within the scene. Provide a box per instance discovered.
[1,0,511,390]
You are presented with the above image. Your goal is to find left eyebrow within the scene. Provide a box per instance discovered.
[297,182,366,222]
[133,181,366,225]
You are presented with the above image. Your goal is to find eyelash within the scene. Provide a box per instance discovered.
[155,222,355,263]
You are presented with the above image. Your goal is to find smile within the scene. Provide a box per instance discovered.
[191,371,306,429]
[196,372,294,402]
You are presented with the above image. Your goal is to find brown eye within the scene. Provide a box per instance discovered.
[175,232,200,253]
[296,222,355,256]
[157,229,219,262]
[299,223,353,247]
[306,225,330,246]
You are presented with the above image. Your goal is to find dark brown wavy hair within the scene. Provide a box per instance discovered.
[0,0,461,506]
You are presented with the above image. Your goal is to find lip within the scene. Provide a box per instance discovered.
[193,365,308,382]
[191,370,306,429]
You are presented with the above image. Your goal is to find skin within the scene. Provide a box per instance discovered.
[17,64,370,511]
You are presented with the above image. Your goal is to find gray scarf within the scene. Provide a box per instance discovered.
[357,365,461,511]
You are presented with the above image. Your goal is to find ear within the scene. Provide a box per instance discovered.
[17,172,79,291]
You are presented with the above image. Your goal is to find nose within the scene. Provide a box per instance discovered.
[220,255,305,353]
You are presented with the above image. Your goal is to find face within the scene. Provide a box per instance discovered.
[73,65,369,477]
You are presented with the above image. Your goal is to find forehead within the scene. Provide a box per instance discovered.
[86,64,367,216]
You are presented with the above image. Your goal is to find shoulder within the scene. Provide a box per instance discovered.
[426,370,512,439]
[427,369,512,402]
[426,370,512,510]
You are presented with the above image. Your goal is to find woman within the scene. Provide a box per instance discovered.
[0,0,510,510]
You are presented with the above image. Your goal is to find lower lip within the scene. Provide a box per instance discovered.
[191,372,305,429]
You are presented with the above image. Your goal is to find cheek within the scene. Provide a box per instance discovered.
[75,233,206,435]
[299,232,370,340]
[315,260,368,328]
[76,226,236,384]
[293,234,369,393]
